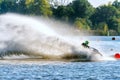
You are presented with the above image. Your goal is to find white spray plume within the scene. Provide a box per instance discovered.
[0,13,115,61]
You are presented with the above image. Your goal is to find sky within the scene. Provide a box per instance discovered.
[88,0,115,7]
[52,0,118,7]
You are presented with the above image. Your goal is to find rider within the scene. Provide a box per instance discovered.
[82,40,103,56]
[82,40,89,48]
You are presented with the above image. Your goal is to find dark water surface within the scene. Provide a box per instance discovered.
[0,60,120,80]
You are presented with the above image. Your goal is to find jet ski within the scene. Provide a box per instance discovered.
[89,47,103,56]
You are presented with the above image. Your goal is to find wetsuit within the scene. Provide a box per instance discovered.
[82,42,89,48]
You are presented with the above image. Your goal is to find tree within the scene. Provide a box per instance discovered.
[97,22,108,35]
[71,0,94,19]
[112,0,120,9]
[16,0,27,14]
[39,0,52,17]
[53,6,68,21]
[108,18,120,33]
[25,0,52,16]
[49,0,72,8]
[25,0,34,6]
[103,23,108,35]
[112,0,120,18]
[0,0,16,13]
[53,5,74,22]
[74,18,90,30]
[90,5,119,29]
[74,18,84,29]
[0,0,27,14]
[117,24,120,34]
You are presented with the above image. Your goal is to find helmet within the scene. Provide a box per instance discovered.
[85,41,89,44]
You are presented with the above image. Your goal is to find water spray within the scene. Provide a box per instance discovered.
[0,13,114,61]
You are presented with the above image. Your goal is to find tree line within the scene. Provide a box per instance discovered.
[0,0,120,35]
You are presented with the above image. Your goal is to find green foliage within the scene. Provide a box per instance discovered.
[117,24,120,34]
[39,0,52,17]
[108,17,118,30]
[0,0,52,17]
[71,0,94,19]
[104,24,108,34]
[25,0,52,16]
[74,18,90,30]
[74,18,84,29]
[25,0,34,5]
[90,5,118,26]
[0,0,14,13]
[107,17,120,35]
[90,3,120,35]
[112,0,120,9]
[53,0,94,22]
[0,0,3,3]
[97,22,108,35]
[53,5,74,22]
[0,0,26,14]
[53,6,68,21]
[0,0,120,35]
[16,0,27,14]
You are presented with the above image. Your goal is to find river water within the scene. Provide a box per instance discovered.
[0,60,120,80]
[0,36,120,80]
